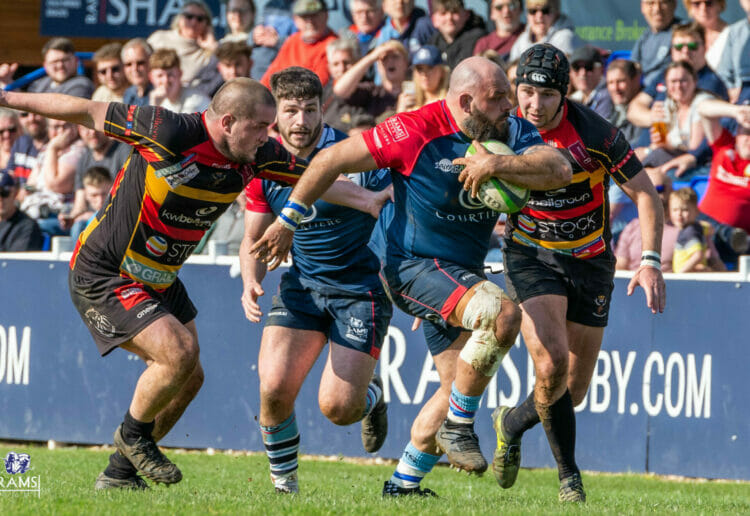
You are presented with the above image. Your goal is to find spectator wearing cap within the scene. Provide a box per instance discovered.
[473,0,525,62]
[372,0,435,55]
[428,0,486,69]
[261,0,338,88]
[0,171,44,252]
[396,44,449,112]
[568,46,612,119]
[632,0,681,90]
[147,0,219,88]
[121,38,154,107]
[27,38,94,99]
[509,0,582,61]
[343,0,386,57]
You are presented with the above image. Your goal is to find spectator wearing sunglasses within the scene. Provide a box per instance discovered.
[147,1,219,88]
[0,170,44,252]
[473,0,525,61]
[121,38,154,107]
[683,0,729,72]
[91,43,129,103]
[508,0,582,62]
[568,46,613,119]
[632,0,681,90]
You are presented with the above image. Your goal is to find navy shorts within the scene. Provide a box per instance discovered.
[69,269,197,356]
[502,243,615,327]
[266,272,393,358]
[380,257,485,355]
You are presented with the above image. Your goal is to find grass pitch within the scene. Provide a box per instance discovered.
[0,444,748,515]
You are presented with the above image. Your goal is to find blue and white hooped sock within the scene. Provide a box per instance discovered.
[260,411,300,479]
[361,379,383,419]
[446,382,481,424]
[390,442,440,489]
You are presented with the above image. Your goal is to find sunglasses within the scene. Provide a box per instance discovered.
[183,12,209,22]
[572,62,598,72]
[0,126,18,135]
[0,187,13,198]
[690,0,714,7]
[493,2,519,11]
[673,41,699,51]
[97,65,122,75]
[527,6,552,15]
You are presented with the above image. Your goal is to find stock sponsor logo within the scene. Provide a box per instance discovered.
[435,158,462,174]
[164,163,200,188]
[384,116,409,142]
[160,208,212,230]
[537,213,598,239]
[166,242,198,264]
[145,235,168,257]
[122,257,177,286]
[115,285,151,311]
[84,308,116,338]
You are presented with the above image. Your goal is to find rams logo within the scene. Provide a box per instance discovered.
[145,235,168,257]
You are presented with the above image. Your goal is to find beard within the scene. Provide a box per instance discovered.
[281,122,322,154]
[461,106,510,142]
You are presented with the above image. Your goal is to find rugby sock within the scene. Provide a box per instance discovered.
[390,442,440,489]
[446,382,481,424]
[503,391,541,440]
[538,389,580,481]
[261,412,300,480]
[121,410,155,444]
[103,451,138,479]
[361,380,383,419]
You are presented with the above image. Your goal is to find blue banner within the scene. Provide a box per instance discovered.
[0,257,748,479]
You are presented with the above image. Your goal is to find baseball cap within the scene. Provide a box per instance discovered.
[411,45,445,67]
[0,170,17,189]
[570,46,603,67]
[292,0,326,16]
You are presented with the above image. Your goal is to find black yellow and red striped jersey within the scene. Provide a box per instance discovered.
[70,103,305,289]
[509,101,642,259]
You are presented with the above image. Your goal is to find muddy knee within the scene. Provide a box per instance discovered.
[460,281,511,376]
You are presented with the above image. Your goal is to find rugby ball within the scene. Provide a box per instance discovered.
[465,140,530,213]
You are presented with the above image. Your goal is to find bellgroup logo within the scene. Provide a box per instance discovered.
[1,451,41,497]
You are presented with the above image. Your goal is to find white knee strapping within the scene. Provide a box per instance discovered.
[459,281,507,377]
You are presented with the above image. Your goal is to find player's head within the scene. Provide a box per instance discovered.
[207,77,276,163]
[270,67,324,157]
[515,43,568,131]
[668,187,699,229]
[448,56,513,142]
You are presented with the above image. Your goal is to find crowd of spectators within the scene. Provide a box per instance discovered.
[0,0,748,270]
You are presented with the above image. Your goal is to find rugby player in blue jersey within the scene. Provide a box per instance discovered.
[238,67,393,494]
[463,44,666,502]
[250,56,573,496]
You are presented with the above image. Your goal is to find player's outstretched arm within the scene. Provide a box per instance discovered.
[323,178,393,219]
[0,90,108,131]
[619,169,666,314]
[240,209,275,322]
[454,141,572,197]
[251,135,378,269]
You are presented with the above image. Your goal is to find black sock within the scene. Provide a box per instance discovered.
[503,391,540,439]
[539,389,579,481]
[103,451,138,479]
[122,410,155,445]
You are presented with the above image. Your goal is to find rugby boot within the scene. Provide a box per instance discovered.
[113,424,182,484]
[272,471,299,494]
[435,419,488,474]
[558,473,586,503]
[491,406,522,489]
[94,471,149,491]
[361,376,388,453]
[382,480,438,498]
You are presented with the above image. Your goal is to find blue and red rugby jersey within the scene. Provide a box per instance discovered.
[362,100,543,270]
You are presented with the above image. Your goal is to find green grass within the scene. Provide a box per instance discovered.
[1,444,748,515]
